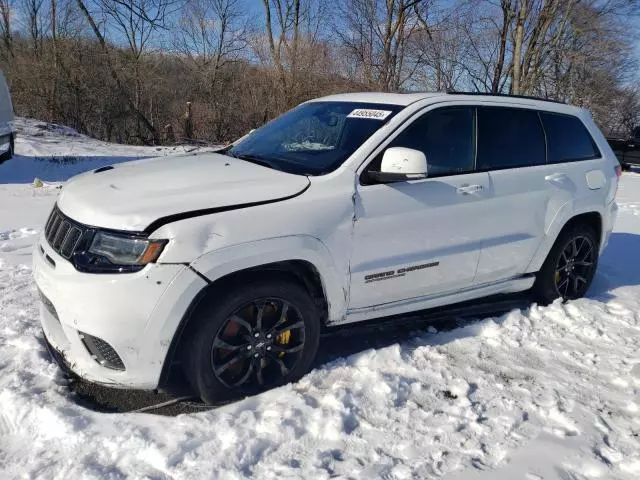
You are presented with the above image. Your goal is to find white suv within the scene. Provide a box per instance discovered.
[34,92,620,403]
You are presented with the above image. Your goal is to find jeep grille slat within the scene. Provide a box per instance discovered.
[44,206,89,260]
[60,226,82,258]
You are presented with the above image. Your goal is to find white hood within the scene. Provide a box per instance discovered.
[57,153,310,231]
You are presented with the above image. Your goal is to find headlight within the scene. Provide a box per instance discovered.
[87,231,167,268]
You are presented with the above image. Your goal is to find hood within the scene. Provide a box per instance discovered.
[57,153,310,232]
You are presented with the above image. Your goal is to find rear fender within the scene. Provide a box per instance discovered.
[526,200,605,273]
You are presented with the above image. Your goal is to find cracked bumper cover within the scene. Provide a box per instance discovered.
[33,235,207,389]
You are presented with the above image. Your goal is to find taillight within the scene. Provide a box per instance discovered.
[615,165,622,179]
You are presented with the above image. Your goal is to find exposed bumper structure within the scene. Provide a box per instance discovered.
[33,235,207,389]
[601,201,618,252]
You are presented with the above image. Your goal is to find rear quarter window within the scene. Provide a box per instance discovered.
[540,112,600,163]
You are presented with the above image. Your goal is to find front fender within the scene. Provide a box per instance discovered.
[189,235,348,322]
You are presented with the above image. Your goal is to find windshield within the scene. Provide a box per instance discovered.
[227,101,402,175]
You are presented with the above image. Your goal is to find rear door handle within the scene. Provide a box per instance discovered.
[457,184,483,195]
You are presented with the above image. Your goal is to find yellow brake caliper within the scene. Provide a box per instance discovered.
[276,330,291,357]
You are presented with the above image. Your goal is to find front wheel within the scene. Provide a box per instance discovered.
[183,279,320,404]
[534,224,599,305]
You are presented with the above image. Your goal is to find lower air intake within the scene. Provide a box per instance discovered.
[79,332,126,371]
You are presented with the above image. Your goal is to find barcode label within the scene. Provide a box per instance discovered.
[347,109,392,120]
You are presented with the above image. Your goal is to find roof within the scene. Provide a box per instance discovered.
[313,92,443,106]
[312,91,582,114]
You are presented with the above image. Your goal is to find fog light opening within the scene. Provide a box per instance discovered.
[79,332,126,371]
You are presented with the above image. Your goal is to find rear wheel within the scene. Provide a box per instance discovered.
[534,224,599,304]
[183,279,320,404]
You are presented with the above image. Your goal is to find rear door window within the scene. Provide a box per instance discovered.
[540,112,600,163]
[477,107,546,170]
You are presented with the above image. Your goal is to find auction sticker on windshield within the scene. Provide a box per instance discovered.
[347,109,393,120]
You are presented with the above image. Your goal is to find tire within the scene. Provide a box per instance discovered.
[0,133,13,162]
[183,278,321,404]
[533,223,599,305]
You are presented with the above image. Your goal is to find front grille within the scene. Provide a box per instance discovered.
[79,332,126,371]
[44,206,88,259]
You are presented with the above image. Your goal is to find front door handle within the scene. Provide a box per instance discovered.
[457,184,483,195]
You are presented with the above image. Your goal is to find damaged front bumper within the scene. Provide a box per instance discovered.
[33,234,207,389]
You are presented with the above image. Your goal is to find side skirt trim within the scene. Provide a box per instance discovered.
[339,274,536,325]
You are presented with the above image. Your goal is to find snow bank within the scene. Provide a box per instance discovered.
[0,118,214,184]
[0,123,639,478]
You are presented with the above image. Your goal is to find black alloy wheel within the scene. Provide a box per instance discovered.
[534,223,599,304]
[553,235,596,299]
[211,298,306,390]
[184,279,320,404]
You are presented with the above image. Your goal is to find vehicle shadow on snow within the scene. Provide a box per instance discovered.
[589,232,640,299]
[0,153,145,184]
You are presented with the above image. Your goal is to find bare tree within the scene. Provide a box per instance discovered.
[463,0,640,96]
[0,0,14,59]
[176,0,248,90]
[175,0,250,139]
[337,0,435,92]
[490,0,513,93]
[1,0,637,147]
[260,0,299,98]
[409,14,468,92]
[75,0,179,142]
[613,87,640,135]
[259,0,328,106]
[100,0,176,139]
[22,0,47,55]
[49,0,58,119]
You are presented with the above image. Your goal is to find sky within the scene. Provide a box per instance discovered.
[5,0,640,85]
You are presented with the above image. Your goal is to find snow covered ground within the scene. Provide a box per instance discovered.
[0,118,208,184]
[1,119,639,479]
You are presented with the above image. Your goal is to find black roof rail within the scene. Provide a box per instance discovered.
[445,90,566,105]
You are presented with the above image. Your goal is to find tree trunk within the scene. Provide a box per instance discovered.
[493,0,512,93]
[261,0,288,100]
[0,0,13,59]
[50,0,58,122]
[512,1,526,95]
